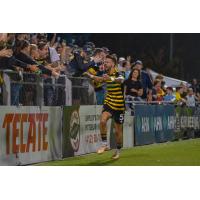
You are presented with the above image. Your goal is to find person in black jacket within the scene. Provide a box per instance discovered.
[14,40,60,105]
[69,45,102,77]
[14,40,60,77]
[133,60,153,101]
[0,35,38,105]
[69,45,102,104]
[124,68,143,98]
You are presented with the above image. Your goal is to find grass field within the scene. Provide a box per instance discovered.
[35,138,200,166]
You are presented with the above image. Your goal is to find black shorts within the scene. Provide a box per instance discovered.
[102,104,125,124]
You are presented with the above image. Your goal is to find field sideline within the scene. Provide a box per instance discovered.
[35,138,200,166]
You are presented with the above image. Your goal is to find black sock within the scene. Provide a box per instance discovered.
[117,143,122,150]
[101,134,107,142]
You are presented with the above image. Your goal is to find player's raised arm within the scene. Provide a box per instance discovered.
[102,73,125,83]
[83,71,105,83]
[114,74,125,83]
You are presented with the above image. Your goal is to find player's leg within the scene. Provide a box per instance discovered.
[112,113,124,159]
[97,111,112,154]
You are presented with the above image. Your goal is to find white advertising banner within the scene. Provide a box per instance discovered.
[74,105,112,156]
[62,105,133,158]
[0,106,62,165]
[123,112,134,148]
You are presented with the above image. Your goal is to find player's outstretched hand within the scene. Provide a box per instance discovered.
[103,74,111,81]
[83,72,93,79]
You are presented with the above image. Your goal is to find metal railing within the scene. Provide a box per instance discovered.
[1,70,198,107]
[0,70,96,106]
[68,76,96,105]
[125,95,200,106]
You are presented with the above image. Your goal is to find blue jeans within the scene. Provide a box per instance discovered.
[11,83,22,106]
[44,78,54,106]
[96,89,105,105]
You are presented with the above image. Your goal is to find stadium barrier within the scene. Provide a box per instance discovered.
[109,111,134,149]
[2,70,200,164]
[0,106,62,165]
[174,106,200,140]
[134,104,200,146]
[0,70,96,107]
[61,104,200,158]
[69,76,96,105]
[123,111,134,148]
[134,104,175,145]
[62,106,134,159]
[62,105,103,158]
[1,103,200,165]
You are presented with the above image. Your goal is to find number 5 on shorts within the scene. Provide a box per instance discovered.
[119,114,124,123]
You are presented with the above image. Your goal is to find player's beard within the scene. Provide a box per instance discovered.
[105,65,112,74]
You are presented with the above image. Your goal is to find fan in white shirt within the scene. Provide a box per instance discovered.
[186,88,196,107]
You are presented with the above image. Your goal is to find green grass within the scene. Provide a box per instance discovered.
[35,138,200,166]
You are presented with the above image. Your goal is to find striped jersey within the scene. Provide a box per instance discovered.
[87,65,104,91]
[104,68,125,111]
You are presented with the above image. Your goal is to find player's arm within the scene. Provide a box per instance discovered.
[83,72,105,83]
[103,74,124,83]
[93,76,104,83]
[114,76,124,83]
[83,72,125,83]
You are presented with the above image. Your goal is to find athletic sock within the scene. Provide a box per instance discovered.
[101,134,107,146]
[117,143,122,150]
[102,141,108,146]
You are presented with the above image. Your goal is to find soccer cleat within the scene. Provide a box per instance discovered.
[97,145,109,154]
[112,149,120,160]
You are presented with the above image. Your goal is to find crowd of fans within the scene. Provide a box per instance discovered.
[0,33,200,108]
[124,61,200,108]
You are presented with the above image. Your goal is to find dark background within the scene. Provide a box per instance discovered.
[57,33,200,81]
[91,33,200,81]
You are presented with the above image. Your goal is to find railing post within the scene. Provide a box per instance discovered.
[36,75,44,106]
[2,72,11,105]
[65,76,72,106]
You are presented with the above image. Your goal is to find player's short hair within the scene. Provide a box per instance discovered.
[106,55,117,66]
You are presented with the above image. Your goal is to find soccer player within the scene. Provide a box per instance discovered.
[84,55,125,159]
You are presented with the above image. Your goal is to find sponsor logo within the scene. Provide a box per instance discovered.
[69,110,80,152]
[2,113,49,154]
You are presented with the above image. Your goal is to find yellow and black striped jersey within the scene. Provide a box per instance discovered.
[104,68,125,111]
[88,66,104,90]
